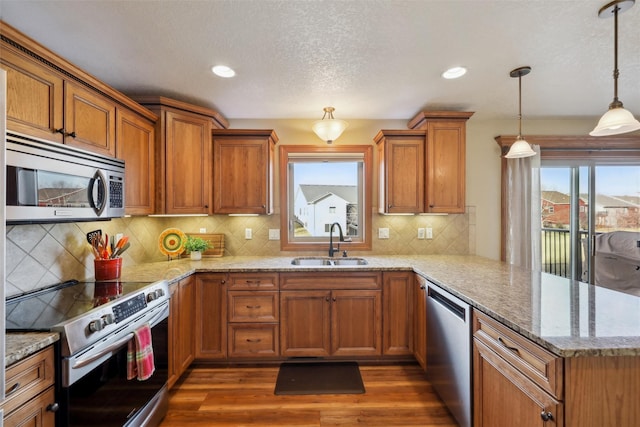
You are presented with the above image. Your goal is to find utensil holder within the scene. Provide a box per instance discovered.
[94,258,122,280]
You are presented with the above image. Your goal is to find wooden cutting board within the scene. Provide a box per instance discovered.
[184,233,225,257]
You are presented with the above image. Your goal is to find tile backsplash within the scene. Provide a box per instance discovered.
[5,208,474,297]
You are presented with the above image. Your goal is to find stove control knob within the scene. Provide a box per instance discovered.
[102,313,115,326]
[88,314,115,333]
[146,289,164,302]
[88,319,104,333]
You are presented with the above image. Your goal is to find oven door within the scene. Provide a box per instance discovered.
[60,316,169,427]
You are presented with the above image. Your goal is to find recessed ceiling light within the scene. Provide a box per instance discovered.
[442,66,467,79]
[212,65,236,78]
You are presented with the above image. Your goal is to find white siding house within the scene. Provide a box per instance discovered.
[294,185,357,236]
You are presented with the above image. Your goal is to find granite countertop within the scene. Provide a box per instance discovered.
[5,332,59,367]
[113,254,640,358]
[9,254,639,364]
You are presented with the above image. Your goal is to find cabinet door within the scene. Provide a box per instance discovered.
[64,81,117,156]
[165,110,212,214]
[195,273,227,360]
[212,132,275,214]
[377,133,425,214]
[168,276,196,388]
[116,108,155,215]
[473,337,563,427]
[280,290,331,357]
[425,121,466,213]
[3,386,56,427]
[331,290,382,356]
[168,282,180,388]
[413,275,427,371]
[0,48,64,142]
[382,272,413,356]
[177,276,196,373]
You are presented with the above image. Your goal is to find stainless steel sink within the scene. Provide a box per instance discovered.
[290,257,368,266]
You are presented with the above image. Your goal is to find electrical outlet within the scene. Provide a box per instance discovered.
[379,228,389,239]
[269,229,280,240]
[426,228,433,239]
[245,228,252,239]
[417,228,425,239]
[199,228,207,233]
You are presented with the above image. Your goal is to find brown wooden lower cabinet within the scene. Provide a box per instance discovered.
[382,271,414,356]
[168,276,195,388]
[280,289,381,357]
[413,274,427,371]
[2,346,56,427]
[195,273,227,360]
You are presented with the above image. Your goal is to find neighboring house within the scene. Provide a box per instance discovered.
[541,190,587,228]
[294,184,357,236]
[541,190,640,230]
[593,194,640,230]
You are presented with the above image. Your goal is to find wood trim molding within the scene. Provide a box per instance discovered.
[408,111,474,130]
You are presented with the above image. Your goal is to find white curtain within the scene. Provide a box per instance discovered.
[505,145,541,270]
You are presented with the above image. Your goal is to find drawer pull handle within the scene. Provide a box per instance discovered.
[246,305,261,309]
[6,382,20,396]
[540,410,553,422]
[245,280,262,285]
[246,338,262,343]
[498,336,520,354]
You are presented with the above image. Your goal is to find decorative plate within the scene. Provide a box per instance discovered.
[158,228,187,257]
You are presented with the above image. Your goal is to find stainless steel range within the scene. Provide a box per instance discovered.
[6,279,170,427]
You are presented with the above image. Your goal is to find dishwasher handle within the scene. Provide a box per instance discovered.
[428,286,466,322]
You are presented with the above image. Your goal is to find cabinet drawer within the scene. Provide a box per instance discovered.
[473,310,563,398]
[3,346,55,416]
[280,272,382,290]
[228,324,279,358]
[228,291,279,322]
[228,273,279,290]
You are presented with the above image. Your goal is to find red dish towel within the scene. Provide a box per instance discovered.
[127,323,155,381]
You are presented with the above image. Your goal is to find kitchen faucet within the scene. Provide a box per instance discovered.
[328,222,350,257]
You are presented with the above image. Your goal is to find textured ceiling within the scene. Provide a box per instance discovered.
[1,0,639,122]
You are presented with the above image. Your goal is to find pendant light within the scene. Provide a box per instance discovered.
[312,107,349,144]
[505,66,537,159]
[590,0,640,136]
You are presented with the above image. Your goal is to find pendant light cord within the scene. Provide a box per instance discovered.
[611,4,622,109]
[518,73,523,137]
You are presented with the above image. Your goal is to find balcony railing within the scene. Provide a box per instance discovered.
[541,228,590,279]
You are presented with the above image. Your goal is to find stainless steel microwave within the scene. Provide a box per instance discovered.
[5,132,125,224]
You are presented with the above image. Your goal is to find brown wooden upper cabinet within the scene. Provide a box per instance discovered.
[375,111,473,214]
[135,96,228,215]
[212,129,278,215]
[0,22,155,158]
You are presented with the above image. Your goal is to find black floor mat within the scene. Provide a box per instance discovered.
[274,361,365,395]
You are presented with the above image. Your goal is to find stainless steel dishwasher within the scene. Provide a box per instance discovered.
[426,282,471,427]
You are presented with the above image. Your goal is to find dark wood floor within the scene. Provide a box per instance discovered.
[159,363,458,426]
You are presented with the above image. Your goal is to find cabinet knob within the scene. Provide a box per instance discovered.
[332,297,337,302]
[47,402,60,412]
[540,411,553,422]
[325,296,330,302]
[429,204,434,208]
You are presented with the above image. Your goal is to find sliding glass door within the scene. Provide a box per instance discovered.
[541,162,640,285]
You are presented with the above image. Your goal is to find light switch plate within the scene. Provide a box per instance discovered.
[268,229,280,240]
[417,228,425,239]
[426,228,433,239]
[379,228,390,239]
[199,228,207,233]
[245,228,252,239]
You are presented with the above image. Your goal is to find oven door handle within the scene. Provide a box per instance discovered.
[72,333,133,370]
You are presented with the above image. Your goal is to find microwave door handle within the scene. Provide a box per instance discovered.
[89,170,107,216]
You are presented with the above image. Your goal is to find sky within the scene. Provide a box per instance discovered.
[294,162,358,186]
[541,166,640,196]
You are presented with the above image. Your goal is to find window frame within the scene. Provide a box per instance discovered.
[278,144,373,252]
